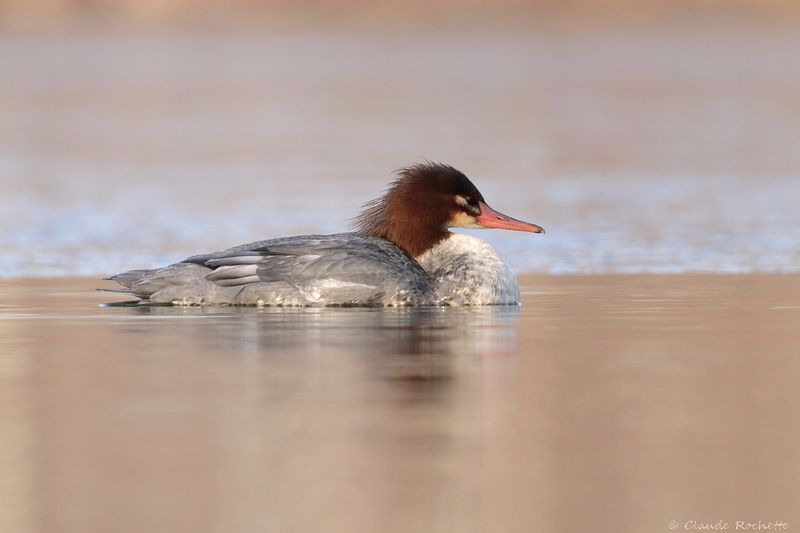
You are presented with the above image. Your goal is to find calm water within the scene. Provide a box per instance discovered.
[2,26,800,277]
[2,23,800,532]
[1,275,798,532]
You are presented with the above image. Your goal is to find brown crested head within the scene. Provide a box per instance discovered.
[352,162,544,258]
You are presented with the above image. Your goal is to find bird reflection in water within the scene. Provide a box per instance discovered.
[111,303,520,389]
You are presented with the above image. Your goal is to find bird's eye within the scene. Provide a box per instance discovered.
[455,195,481,216]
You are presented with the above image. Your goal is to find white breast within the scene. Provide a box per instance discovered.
[416,233,521,305]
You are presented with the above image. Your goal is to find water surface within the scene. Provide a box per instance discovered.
[1,275,798,532]
[2,26,800,277]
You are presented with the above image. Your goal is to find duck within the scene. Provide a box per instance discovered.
[107,162,544,306]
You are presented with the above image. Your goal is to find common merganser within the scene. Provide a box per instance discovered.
[107,163,544,306]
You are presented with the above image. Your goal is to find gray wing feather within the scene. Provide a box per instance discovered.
[187,233,427,288]
[205,264,259,282]
[213,275,262,287]
[204,255,265,267]
[109,233,432,305]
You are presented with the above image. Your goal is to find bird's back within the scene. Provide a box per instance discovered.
[109,233,434,306]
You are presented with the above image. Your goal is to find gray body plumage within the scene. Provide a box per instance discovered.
[108,233,520,306]
[110,233,433,306]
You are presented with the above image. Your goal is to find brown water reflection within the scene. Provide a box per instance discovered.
[0,276,798,532]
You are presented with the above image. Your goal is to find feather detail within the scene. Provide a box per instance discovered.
[351,162,483,257]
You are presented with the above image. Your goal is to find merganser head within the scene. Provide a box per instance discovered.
[353,162,544,257]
